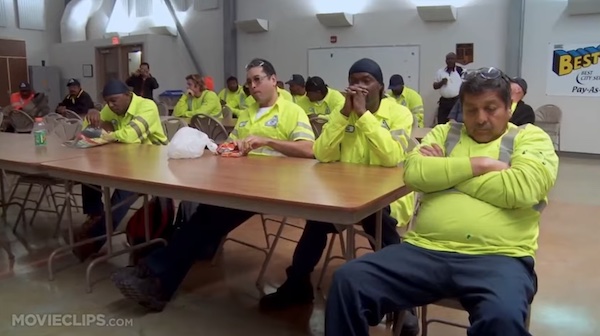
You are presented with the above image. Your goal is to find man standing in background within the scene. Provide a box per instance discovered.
[432,52,463,124]
[126,62,159,100]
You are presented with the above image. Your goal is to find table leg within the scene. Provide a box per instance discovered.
[0,170,6,222]
[48,180,73,281]
[375,208,382,251]
[345,225,356,260]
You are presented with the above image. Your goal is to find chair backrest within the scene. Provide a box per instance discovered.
[161,117,187,141]
[8,110,35,133]
[43,113,65,133]
[156,102,169,116]
[309,116,328,138]
[189,114,229,144]
[52,118,82,142]
[64,109,83,120]
[534,104,561,150]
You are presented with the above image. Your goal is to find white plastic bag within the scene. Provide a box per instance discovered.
[167,126,218,159]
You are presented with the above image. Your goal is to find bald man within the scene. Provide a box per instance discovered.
[433,52,464,124]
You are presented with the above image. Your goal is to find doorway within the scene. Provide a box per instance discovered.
[95,44,144,102]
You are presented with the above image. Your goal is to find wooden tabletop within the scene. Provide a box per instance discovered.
[40,144,407,223]
[0,133,106,173]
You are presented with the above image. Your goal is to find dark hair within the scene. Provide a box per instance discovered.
[227,76,238,82]
[459,71,511,107]
[140,62,150,68]
[245,58,276,77]
[305,76,328,96]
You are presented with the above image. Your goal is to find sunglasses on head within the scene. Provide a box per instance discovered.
[463,67,509,81]
[245,60,265,70]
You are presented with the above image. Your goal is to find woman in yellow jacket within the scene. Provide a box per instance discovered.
[259,58,418,335]
[173,74,221,120]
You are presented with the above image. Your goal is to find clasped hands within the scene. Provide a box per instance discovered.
[420,143,510,176]
[341,84,369,117]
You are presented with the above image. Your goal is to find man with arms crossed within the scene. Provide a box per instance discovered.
[110,58,315,311]
[324,67,558,336]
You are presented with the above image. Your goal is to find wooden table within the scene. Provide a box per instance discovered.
[41,144,406,225]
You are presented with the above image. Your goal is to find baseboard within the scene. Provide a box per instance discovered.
[557,151,600,160]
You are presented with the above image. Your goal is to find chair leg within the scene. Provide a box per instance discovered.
[28,185,49,227]
[255,218,287,288]
[259,214,271,249]
[421,305,429,336]
[13,183,33,233]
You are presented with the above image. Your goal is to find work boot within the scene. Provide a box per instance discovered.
[111,266,168,312]
[70,215,103,262]
[397,309,420,336]
[259,277,314,311]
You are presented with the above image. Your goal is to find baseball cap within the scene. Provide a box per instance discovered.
[305,76,327,93]
[388,74,404,89]
[510,77,528,94]
[286,74,305,86]
[19,82,31,90]
[67,78,81,86]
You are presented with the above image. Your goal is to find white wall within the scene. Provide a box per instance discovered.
[521,0,600,154]
[236,0,510,126]
[53,0,222,99]
[49,34,196,101]
[0,0,63,65]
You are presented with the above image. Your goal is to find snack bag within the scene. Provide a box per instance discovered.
[216,142,243,157]
[63,128,113,148]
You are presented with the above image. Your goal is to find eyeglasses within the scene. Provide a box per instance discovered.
[462,67,509,81]
[246,74,268,86]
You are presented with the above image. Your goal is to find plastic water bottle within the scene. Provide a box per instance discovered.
[33,117,47,147]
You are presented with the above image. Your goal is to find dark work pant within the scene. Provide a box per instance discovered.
[287,206,401,280]
[437,96,459,124]
[81,184,139,248]
[325,243,536,336]
[145,203,256,298]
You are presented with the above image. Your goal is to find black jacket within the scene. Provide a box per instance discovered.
[126,75,159,100]
[510,100,535,126]
[57,90,94,115]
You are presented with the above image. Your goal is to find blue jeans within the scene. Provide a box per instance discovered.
[325,243,536,336]
[81,184,138,248]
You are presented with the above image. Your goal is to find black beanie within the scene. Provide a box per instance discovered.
[102,79,130,97]
[349,58,384,85]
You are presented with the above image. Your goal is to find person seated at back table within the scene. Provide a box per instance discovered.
[56,78,95,117]
[324,67,559,336]
[109,58,315,311]
[386,74,425,127]
[296,76,345,120]
[509,77,535,126]
[218,76,245,115]
[259,58,419,335]
[286,74,307,103]
[173,74,221,119]
[70,79,168,262]
[10,82,35,111]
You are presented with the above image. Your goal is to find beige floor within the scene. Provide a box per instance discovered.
[0,154,599,336]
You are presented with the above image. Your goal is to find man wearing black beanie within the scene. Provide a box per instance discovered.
[260,58,419,336]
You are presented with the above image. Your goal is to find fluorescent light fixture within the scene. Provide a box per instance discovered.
[235,19,269,33]
[310,0,369,15]
[567,0,600,15]
[417,5,457,22]
[316,12,354,27]
[410,0,471,7]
